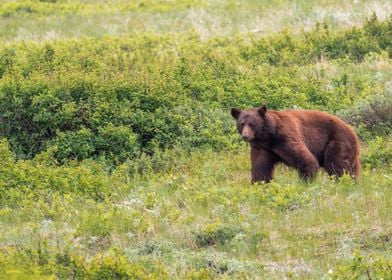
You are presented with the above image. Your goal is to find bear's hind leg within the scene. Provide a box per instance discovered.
[324,140,358,178]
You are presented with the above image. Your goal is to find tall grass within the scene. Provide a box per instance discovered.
[1,0,392,41]
[0,140,391,278]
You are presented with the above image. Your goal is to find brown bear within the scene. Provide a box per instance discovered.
[231,105,360,182]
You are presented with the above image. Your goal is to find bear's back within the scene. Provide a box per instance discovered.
[271,109,359,161]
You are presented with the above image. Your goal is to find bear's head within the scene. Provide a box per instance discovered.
[231,105,267,142]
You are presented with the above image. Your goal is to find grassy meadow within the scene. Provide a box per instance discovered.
[0,0,391,279]
[1,0,392,40]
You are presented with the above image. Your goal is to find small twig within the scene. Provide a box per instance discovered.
[365,267,373,280]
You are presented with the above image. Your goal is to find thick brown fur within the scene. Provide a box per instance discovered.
[231,105,360,183]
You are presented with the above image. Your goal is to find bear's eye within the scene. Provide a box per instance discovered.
[249,123,255,128]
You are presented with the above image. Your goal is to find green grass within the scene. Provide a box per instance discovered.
[0,140,391,278]
[1,0,392,41]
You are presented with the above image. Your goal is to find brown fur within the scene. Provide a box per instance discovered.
[231,105,360,182]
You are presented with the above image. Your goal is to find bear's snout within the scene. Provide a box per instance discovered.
[241,126,254,141]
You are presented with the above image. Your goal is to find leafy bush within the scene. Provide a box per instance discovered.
[194,223,242,248]
[75,206,114,239]
[255,181,309,211]
[88,250,168,280]
[338,84,392,138]
[0,15,392,164]
[0,247,168,280]
[0,138,125,202]
[54,127,96,162]
[331,253,392,280]
[361,137,392,168]
[185,251,263,277]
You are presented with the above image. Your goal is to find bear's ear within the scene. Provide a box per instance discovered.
[231,108,241,119]
[258,105,267,117]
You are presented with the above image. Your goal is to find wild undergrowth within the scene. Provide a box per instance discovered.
[1,14,392,164]
[0,137,391,279]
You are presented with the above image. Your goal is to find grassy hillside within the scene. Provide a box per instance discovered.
[0,139,391,279]
[0,1,391,279]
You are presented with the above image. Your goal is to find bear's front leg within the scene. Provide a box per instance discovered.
[250,147,279,183]
[273,142,319,181]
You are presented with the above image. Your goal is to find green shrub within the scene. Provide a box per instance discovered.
[0,247,168,280]
[76,205,114,239]
[186,251,263,277]
[185,269,214,280]
[331,253,392,280]
[255,181,309,211]
[194,223,242,248]
[54,127,96,162]
[136,240,173,257]
[338,87,392,139]
[0,16,391,164]
[0,138,124,202]
[88,249,168,280]
[361,137,392,168]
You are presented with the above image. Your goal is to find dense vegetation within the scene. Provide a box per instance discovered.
[1,14,391,164]
[0,1,391,279]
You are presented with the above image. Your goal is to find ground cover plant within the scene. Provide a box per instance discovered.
[0,1,391,279]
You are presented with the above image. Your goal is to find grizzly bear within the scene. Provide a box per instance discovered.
[231,105,360,182]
